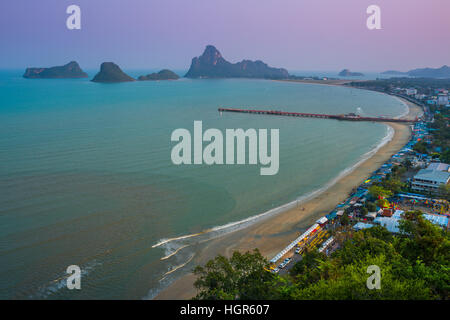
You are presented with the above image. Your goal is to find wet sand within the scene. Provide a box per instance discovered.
[155,96,422,300]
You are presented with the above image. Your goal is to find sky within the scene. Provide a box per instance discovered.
[1,0,449,72]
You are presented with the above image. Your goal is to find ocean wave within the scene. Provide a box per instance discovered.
[149,123,395,268]
[28,260,101,299]
[146,121,396,301]
[152,125,394,252]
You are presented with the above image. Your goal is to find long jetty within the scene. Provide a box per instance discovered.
[218,107,416,123]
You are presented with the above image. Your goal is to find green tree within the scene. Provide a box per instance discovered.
[193,249,280,300]
[368,185,392,200]
[193,211,449,300]
[382,177,405,194]
[365,201,377,212]
[413,141,428,154]
[340,212,350,226]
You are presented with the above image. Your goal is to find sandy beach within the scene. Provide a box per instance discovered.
[155,94,423,300]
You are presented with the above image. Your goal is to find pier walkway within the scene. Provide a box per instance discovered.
[218,107,416,123]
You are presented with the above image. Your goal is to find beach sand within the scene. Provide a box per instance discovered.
[155,96,423,300]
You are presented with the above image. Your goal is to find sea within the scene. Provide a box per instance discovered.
[0,69,408,299]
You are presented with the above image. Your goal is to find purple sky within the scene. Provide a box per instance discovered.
[1,0,449,71]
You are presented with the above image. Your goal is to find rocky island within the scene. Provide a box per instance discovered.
[407,65,450,78]
[91,62,135,83]
[23,61,88,79]
[381,65,450,78]
[138,69,180,81]
[185,45,289,79]
[338,69,364,77]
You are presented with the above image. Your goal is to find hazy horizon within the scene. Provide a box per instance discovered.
[1,0,449,72]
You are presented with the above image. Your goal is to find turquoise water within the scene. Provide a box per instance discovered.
[0,70,407,299]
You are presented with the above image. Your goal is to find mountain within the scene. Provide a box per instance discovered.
[138,69,180,81]
[407,65,450,78]
[338,69,364,77]
[91,62,135,83]
[185,45,289,79]
[381,65,450,78]
[381,70,407,75]
[23,61,88,79]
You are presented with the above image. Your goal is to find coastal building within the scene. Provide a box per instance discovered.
[415,94,427,100]
[437,94,449,106]
[405,88,417,96]
[373,210,448,233]
[353,222,374,231]
[411,162,450,193]
[427,162,450,172]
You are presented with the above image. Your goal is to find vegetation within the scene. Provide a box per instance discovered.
[365,201,377,212]
[368,185,392,200]
[413,140,428,154]
[193,211,449,300]
[192,249,279,300]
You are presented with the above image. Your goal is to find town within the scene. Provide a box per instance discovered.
[266,78,450,275]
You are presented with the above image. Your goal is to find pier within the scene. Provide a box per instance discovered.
[218,107,416,123]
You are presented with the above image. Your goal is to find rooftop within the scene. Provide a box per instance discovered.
[427,162,450,172]
[414,169,450,184]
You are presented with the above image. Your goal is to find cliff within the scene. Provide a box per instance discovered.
[185,45,289,79]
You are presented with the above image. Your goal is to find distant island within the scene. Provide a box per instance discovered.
[91,62,135,83]
[382,65,450,78]
[408,65,450,78]
[138,69,180,81]
[185,45,289,79]
[23,61,88,79]
[381,70,408,75]
[338,69,364,77]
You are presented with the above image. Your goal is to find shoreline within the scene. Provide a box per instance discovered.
[154,87,423,300]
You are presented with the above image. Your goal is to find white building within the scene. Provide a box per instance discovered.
[405,88,417,96]
[415,94,426,100]
[437,94,449,106]
[411,162,450,193]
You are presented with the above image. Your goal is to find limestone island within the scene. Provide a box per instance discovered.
[138,69,180,81]
[185,45,289,79]
[91,62,135,83]
[338,69,364,77]
[23,61,88,79]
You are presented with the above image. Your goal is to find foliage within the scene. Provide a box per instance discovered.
[365,201,377,212]
[193,211,449,300]
[413,141,428,154]
[368,185,392,200]
[193,249,280,300]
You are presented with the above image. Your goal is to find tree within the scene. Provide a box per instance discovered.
[193,249,280,300]
[438,184,450,201]
[402,159,412,170]
[368,185,392,200]
[340,212,350,226]
[360,206,369,216]
[382,177,405,194]
[413,141,428,154]
[365,201,377,212]
[192,211,449,300]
